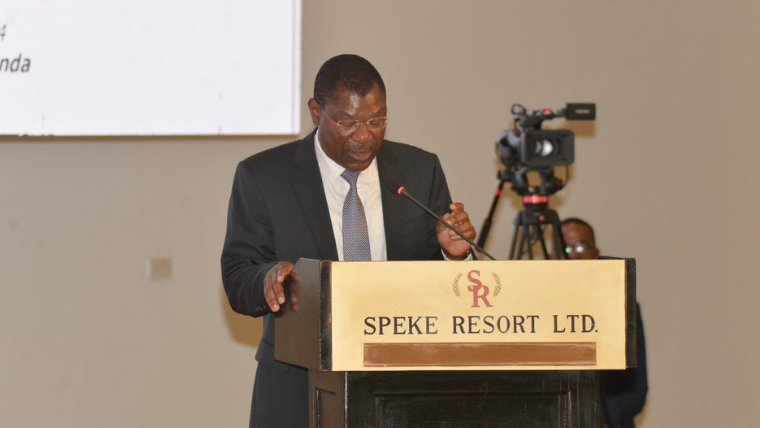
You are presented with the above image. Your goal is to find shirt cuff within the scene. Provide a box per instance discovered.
[442,247,474,261]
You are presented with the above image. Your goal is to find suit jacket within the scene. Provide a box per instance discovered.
[221,130,453,427]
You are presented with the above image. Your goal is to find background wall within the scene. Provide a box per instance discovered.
[2,1,759,426]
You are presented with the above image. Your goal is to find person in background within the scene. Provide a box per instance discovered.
[561,217,649,428]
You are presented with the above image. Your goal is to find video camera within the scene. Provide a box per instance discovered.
[496,103,595,196]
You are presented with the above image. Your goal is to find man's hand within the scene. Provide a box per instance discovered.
[437,202,476,260]
[264,261,294,313]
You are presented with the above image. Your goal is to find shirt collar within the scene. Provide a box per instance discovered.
[314,128,379,182]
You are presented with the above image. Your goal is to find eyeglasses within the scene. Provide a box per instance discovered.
[565,241,596,256]
[320,107,389,135]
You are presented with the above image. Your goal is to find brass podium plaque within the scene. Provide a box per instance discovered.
[329,260,629,371]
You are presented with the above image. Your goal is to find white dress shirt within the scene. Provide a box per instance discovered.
[314,132,387,261]
[314,131,472,261]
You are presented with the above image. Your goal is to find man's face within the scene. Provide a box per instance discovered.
[561,222,600,260]
[308,84,387,171]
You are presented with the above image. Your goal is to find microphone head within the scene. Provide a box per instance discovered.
[384,176,406,196]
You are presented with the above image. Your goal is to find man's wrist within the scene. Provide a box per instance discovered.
[442,247,473,261]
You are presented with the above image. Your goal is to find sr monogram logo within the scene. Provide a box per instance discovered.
[452,270,502,308]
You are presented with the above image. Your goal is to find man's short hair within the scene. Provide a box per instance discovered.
[313,54,386,107]
[561,217,596,238]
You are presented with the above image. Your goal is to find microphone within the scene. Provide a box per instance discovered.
[385,177,496,261]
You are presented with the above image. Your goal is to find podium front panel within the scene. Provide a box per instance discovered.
[329,260,630,371]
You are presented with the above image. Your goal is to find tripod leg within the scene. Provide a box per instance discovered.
[537,225,550,259]
[525,224,535,260]
[478,180,507,249]
[552,220,568,260]
[509,223,521,260]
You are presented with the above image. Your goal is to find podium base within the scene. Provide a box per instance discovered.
[309,370,598,427]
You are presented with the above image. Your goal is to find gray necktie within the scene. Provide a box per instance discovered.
[341,169,371,261]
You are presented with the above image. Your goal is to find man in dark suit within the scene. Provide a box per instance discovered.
[221,54,475,428]
[561,218,649,428]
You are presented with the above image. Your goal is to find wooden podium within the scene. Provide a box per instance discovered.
[275,258,637,427]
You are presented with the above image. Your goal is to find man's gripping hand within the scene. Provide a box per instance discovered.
[437,202,476,260]
[263,261,294,313]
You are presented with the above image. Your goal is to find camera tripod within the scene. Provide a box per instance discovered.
[477,180,568,260]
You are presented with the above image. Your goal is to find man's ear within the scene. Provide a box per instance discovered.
[307,98,320,127]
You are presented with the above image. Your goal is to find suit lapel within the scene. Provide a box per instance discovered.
[290,131,339,261]
[377,144,407,261]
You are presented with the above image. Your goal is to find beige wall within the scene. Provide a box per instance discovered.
[2,1,759,426]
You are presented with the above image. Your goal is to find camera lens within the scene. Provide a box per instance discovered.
[535,140,556,157]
